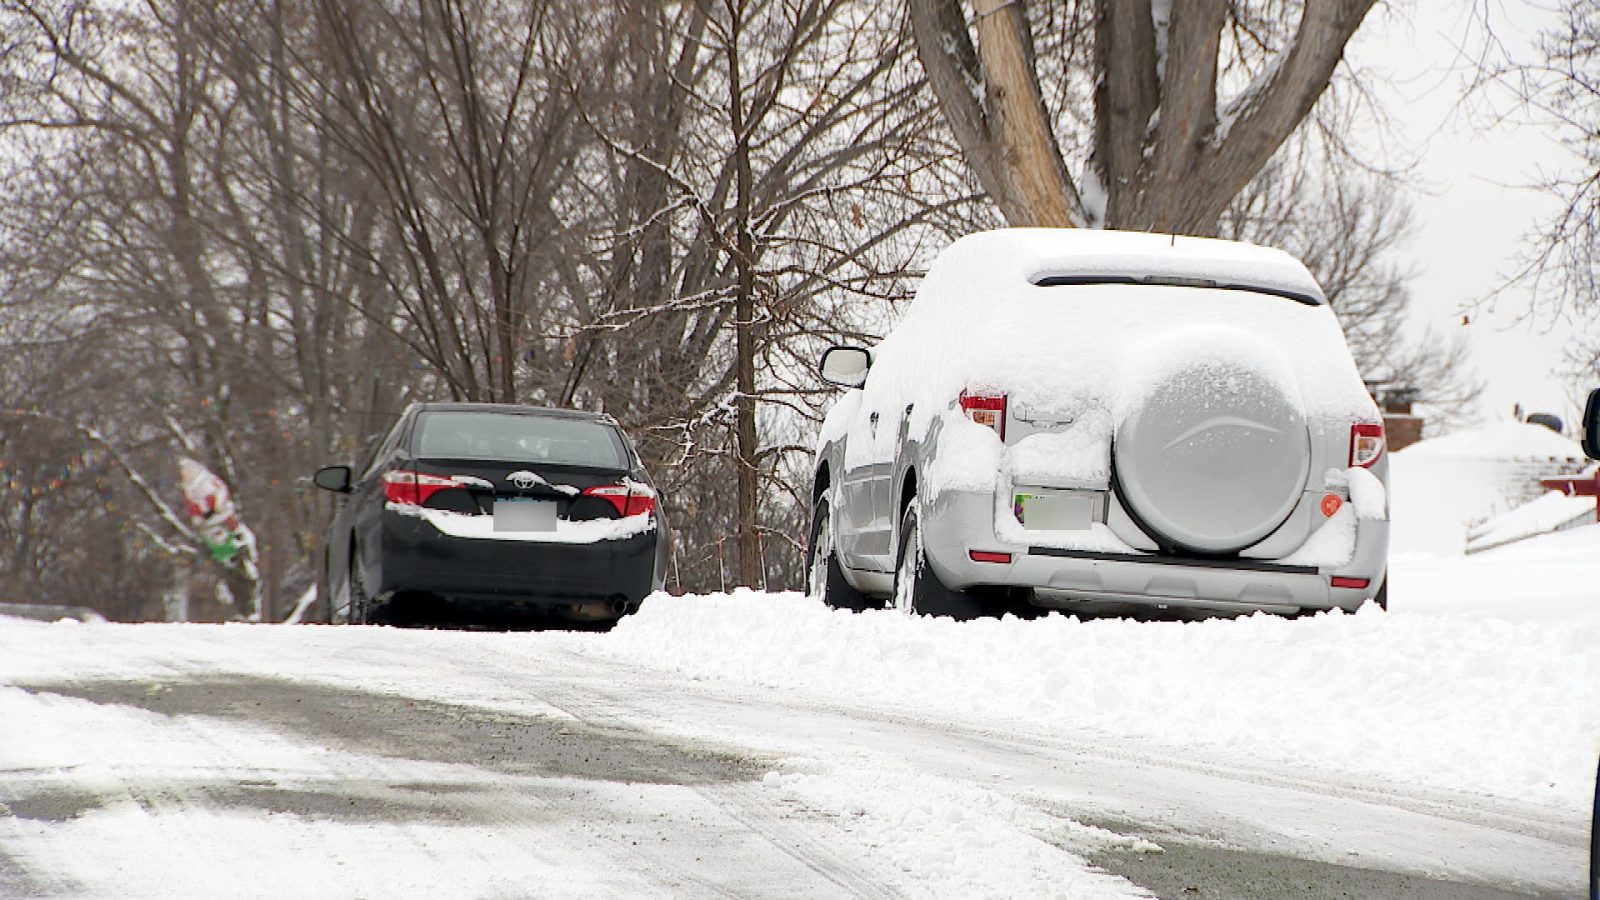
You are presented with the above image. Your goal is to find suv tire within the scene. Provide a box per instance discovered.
[807,497,874,612]
[893,503,983,620]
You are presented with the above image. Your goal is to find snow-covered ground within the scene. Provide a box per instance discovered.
[601,536,1599,814]
[2,520,1596,897]
[1388,421,1591,556]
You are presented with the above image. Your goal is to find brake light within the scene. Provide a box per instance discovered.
[582,482,657,517]
[1330,576,1369,590]
[382,470,462,506]
[968,550,1012,564]
[1349,422,1385,468]
[959,391,1007,441]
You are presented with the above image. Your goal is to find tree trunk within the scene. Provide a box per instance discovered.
[970,0,1080,226]
[727,1,761,588]
[913,0,1376,236]
[909,0,1084,226]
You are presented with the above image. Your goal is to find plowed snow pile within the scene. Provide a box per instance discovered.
[1389,422,1590,555]
[583,525,1599,813]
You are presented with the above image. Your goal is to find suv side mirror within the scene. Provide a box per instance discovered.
[819,345,871,389]
[1582,388,1600,459]
[313,465,353,493]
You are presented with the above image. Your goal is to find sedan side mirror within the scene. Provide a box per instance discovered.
[313,465,353,494]
[820,345,871,389]
[1582,388,1600,459]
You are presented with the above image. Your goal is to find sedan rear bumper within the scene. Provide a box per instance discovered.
[922,488,1387,614]
[370,508,664,607]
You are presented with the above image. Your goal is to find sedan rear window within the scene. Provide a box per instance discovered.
[414,411,628,469]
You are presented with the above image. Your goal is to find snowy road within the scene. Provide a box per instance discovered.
[2,580,1592,899]
[5,671,894,899]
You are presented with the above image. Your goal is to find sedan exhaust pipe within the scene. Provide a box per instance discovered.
[563,596,631,621]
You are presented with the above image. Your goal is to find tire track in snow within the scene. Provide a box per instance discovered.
[528,679,905,900]
[509,649,1585,898]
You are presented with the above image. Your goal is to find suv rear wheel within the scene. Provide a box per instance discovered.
[807,497,873,612]
[893,503,983,620]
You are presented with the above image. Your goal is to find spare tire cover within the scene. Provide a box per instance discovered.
[1114,360,1310,554]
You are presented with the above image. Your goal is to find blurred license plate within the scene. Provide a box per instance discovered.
[494,498,556,532]
[1018,493,1092,531]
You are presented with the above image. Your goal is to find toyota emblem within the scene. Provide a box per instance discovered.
[507,470,539,490]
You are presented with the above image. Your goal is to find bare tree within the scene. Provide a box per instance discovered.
[0,0,977,607]
[1220,139,1483,433]
[909,2,1481,432]
[0,315,175,619]
[909,0,1377,235]
[561,0,976,588]
[1474,0,1599,395]
[0,0,413,618]
[0,0,275,615]
[305,0,592,404]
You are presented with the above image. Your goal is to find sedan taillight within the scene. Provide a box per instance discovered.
[959,391,1007,441]
[382,470,461,506]
[1349,422,1385,468]
[582,482,657,517]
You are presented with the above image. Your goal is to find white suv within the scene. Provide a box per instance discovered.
[808,228,1389,619]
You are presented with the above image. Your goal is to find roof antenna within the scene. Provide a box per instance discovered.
[1169,233,1176,247]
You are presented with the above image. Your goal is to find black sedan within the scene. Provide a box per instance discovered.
[313,403,671,629]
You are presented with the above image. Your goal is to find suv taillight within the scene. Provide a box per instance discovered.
[382,470,462,506]
[1349,422,1385,468]
[582,483,657,517]
[959,391,1007,441]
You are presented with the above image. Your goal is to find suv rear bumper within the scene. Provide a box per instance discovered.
[922,488,1387,614]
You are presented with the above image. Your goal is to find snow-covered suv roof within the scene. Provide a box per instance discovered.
[827,228,1376,457]
[934,228,1326,308]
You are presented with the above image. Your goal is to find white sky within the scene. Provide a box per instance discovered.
[1352,0,1585,430]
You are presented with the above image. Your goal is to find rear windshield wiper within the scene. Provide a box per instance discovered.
[1031,274,1323,306]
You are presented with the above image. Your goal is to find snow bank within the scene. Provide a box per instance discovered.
[1390,423,1591,556]
[1466,490,1596,554]
[581,532,1599,814]
[1400,422,1584,460]
[1393,523,1600,625]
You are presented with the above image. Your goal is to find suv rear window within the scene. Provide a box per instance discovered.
[1031,274,1323,306]
[414,411,628,469]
